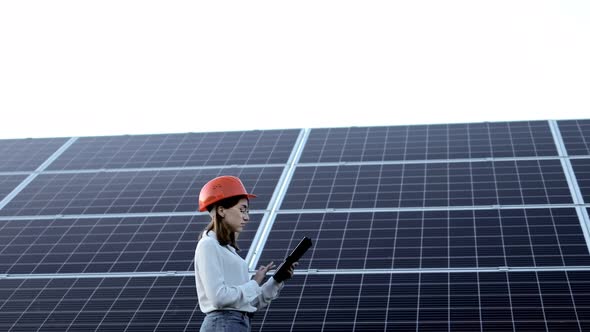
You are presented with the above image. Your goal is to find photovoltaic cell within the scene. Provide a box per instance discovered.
[558,120,590,156]
[0,138,67,172]
[300,121,557,163]
[0,214,260,274]
[2,271,588,332]
[0,175,28,202]
[47,130,300,170]
[259,209,590,270]
[282,160,571,210]
[0,167,283,216]
[571,159,590,203]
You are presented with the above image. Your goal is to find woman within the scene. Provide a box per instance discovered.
[194,175,296,332]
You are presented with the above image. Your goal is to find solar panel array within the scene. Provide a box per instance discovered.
[1,120,590,331]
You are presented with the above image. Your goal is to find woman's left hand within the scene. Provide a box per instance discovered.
[284,262,299,280]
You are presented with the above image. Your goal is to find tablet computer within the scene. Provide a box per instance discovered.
[272,236,312,282]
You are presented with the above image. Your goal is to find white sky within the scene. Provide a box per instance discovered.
[0,1,589,139]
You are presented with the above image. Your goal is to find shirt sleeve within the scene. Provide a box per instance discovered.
[251,277,284,310]
[195,239,261,309]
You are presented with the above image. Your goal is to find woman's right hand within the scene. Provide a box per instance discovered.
[253,261,275,285]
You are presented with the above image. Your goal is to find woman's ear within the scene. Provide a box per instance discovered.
[216,205,225,218]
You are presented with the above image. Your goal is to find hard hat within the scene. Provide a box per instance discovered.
[198,176,257,212]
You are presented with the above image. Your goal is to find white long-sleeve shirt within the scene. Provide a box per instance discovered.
[194,231,283,314]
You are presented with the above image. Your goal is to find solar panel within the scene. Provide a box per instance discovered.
[47,130,300,170]
[558,120,590,156]
[0,138,67,172]
[1,120,589,331]
[281,160,571,210]
[254,271,590,331]
[258,209,590,270]
[0,276,203,331]
[2,271,588,331]
[0,214,261,274]
[300,121,557,163]
[0,167,283,216]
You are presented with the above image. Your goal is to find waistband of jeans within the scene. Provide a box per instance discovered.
[207,309,254,319]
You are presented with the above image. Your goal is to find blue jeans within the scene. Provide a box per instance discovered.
[200,310,251,332]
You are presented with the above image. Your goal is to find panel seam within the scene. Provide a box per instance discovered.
[2,204,589,221]
[4,266,590,280]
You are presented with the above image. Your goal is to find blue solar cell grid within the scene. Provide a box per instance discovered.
[558,120,590,156]
[0,276,204,331]
[282,160,571,210]
[0,167,283,216]
[301,121,557,163]
[0,215,261,274]
[47,130,300,170]
[259,209,590,270]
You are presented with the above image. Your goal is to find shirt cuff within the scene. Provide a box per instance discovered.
[261,277,284,299]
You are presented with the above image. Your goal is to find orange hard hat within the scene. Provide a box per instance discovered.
[198,175,257,212]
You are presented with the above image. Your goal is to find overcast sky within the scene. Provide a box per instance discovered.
[1,1,589,139]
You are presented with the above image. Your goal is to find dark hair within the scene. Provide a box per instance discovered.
[199,195,247,250]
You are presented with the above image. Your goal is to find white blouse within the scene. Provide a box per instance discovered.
[194,231,284,314]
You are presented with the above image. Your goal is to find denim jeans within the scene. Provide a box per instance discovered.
[200,310,251,332]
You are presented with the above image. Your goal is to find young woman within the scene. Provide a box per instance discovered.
[194,175,296,332]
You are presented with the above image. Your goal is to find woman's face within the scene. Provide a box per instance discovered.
[221,198,250,233]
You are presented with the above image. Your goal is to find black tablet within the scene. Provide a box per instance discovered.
[272,237,312,282]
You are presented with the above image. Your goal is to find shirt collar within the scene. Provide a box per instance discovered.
[204,230,217,240]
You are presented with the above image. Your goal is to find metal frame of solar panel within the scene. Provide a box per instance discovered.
[1,121,589,332]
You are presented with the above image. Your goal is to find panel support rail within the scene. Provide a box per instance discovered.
[247,128,311,269]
